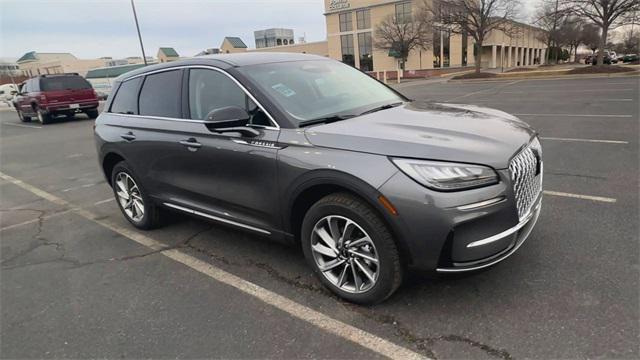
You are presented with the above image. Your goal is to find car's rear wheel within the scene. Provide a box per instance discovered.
[301,193,403,304]
[85,109,99,119]
[17,109,31,122]
[111,161,162,230]
[36,108,51,124]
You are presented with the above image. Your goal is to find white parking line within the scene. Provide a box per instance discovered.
[0,209,72,232]
[66,153,83,159]
[2,122,42,129]
[543,190,616,203]
[94,198,115,205]
[0,170,427,360]
[540,137,629,144]
[515,114,633,118]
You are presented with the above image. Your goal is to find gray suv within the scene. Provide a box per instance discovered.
[94,53,543,304]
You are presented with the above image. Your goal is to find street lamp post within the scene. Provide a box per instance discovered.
[130,0,148,66]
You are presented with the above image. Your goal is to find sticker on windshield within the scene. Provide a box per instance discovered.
[272,83,296,97]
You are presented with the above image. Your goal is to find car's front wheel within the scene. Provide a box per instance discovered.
[301,193,403,304]
[111,161,162,230]
[17,109,31,122]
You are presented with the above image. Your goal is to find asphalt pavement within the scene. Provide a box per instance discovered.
[1,75,638,359]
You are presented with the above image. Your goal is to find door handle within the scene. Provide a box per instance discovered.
[120,132,136,141]
[179,138,202,149]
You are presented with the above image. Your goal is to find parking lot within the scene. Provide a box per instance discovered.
[1,75,638,359]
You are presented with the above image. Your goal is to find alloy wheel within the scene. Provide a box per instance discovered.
[310,215,379,294]
[115,172,145,222]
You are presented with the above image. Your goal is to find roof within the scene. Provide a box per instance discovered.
[86,63,151,79]
[158,47,179,57]
[113,52,330,81]
[17,51,37,63]
[224,37,247,48]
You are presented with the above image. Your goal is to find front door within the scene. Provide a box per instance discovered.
[150,67,282,234]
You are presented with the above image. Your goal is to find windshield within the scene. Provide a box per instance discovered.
[237,60,404,126]
[41,76,92,91]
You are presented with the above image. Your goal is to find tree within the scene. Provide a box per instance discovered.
[373,6,433,70]
[565,0,640,65]
[580,23,601,53]
[622,28,640,53]
[557,17,585,61]
[426,0,521,73]
[534,0,569,64]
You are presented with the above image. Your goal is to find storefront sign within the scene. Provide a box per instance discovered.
[328,0,350,11]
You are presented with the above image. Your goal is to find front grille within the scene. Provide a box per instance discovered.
[509,144,542,220]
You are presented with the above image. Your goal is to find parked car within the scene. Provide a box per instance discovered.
[14,73,99,124]
[623,54,639,63]
[591,51,613,65]
[94,54,543,304]
[584,54,594,64]
[0,83,18,104]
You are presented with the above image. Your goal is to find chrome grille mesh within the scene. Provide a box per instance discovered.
[509,145,542,220]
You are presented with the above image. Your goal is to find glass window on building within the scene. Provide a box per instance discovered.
[340,34,355,67]
[462,31,468,66]
[339,12,353,32]
[432,29,441,68]
[443,30,450,67]
[395,2,412,24]
[357,32,373,71]
[356,9,371,29]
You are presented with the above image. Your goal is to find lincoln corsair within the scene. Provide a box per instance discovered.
[94,53,543,304]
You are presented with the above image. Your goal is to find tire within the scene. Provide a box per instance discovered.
[301,192,403,304]
[36,108,51,124]
[17,109,31,122]
[85,109,99,119]
[111,161,162,230]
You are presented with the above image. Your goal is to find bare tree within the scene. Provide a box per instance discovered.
[580,23,602,53]
[533,0,570,63]
[426,0,520,73]
[373,6,433,70]
[565,0,640,65]
[557,17,585,61]
[622,28,640,53]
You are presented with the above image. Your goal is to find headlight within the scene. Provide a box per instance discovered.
[530,136,542,157]
[390,158,499,191]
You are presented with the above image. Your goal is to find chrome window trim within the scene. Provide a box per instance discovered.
[115,65,280,130]
[164,202,271,235]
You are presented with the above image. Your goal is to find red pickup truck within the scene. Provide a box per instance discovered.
[15,73,99,124]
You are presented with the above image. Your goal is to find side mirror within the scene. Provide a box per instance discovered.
[205,106,259,137]
[10,90,17,95]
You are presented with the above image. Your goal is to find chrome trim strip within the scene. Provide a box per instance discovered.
[436,203,541,273]
[231,138,286,149]
[117,65,280,130]
[163,202,271,235]
[465,200,539,248]
[456,196,506,211]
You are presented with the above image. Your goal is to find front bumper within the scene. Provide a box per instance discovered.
[436,197,541,272]
[378,168,541,272]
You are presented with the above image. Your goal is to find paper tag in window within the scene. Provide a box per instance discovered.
[272,83,296,97]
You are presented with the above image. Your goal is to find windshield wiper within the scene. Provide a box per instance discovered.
[359,102,403,116]
[298,114,356,128]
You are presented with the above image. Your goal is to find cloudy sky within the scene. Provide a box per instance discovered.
[1,0,538,61]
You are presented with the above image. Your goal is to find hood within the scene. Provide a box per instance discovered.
[303,101,536,169]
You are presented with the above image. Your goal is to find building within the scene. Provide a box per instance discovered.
[0,60,21,76]
[157,47,180,63]
[322,0,547,72]
[85,63,152,95]
[254,28,295,48]
[16,51,109,77]
[220,37,248,53]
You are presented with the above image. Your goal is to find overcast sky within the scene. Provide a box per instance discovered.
[1,0,538,61]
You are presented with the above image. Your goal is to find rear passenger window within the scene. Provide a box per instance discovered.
[138,70,182,118]
[110,77,142,115]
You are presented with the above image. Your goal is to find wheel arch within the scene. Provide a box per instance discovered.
[102,152,126,186]
[285,170,412,265]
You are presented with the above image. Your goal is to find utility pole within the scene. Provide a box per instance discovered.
[131,0,148,65]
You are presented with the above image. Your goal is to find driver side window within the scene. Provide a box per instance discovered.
[188,68,271,127]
